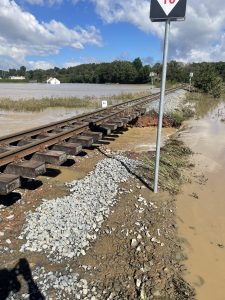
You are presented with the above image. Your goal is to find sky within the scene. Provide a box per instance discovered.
[0,0,225,70]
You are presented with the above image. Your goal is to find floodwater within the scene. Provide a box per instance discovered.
[108,127,176,152]
[0,83,151,100]
[177,101,225,299]
[0,107,94,136]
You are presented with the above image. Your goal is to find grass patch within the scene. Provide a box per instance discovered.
[138,139,193,194]
[0,97,95,112]
[167,112,186,128]
[166,107,195,128]
[154,81,180,89]
[0,91,149,112]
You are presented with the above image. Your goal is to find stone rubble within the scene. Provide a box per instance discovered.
[0,89,196,299]
[7,266,102,300]
[146,89,187,114]
[10,189,168,300]
[19,155,140,262]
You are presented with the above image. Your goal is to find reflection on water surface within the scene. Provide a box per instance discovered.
[177,95,225,300]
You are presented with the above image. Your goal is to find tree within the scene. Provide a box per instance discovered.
[133,58,143,72]
[19,66,26,76]
[152,63,162,76]
[137,65,150,83]
[167,61,187,83]
[9,69,17,76]
[2,59,225,85]
[193,64,222,98]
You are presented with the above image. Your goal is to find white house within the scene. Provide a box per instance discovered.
[47,77,60,85]
[9,76,26,80]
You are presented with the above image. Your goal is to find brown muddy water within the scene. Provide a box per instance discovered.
[108,127,176,152]
[0,107,94,136]
[177,102,225,300]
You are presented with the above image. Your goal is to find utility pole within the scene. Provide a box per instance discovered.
[150,72,155,89]
[189,72,193,92]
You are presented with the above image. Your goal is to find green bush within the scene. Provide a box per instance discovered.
[167,112,185,128]
[193,64,222,98]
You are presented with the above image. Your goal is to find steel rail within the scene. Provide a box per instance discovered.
[0,86,182,145]
[0,85,184,167]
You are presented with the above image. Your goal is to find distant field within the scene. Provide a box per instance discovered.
[0,83,151,100]
[0,91,151,112]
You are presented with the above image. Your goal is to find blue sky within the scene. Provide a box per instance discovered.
[0,0,225,70]
[19,0,162,68]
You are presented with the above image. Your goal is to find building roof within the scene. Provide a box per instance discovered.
[47,77,60,84]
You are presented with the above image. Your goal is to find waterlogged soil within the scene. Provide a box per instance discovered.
[0,122,194,299]
[176,101,225,300]
[107,127,176,152]
[107,112,177,153]
[2,93,225,299]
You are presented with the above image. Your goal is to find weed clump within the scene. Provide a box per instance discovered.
[167,112,185,128]
[166,107,195,128]
[0,91,149,112]
[0,97,97,112]
[138,139,193,194]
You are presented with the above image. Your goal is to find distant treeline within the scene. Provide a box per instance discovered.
[0,58,150,84]
[1,59,225,85]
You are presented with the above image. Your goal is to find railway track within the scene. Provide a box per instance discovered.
[0,86,183,195]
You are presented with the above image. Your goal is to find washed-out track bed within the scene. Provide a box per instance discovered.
[0,87,182,195]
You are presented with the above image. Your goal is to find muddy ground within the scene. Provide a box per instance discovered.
[0,114,195,299]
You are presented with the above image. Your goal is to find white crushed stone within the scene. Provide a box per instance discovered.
[19,155,139,262]
[146,89,187,113]
[7,266,102,300]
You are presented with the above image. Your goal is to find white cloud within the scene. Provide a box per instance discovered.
[20,0,225,62]
[24,0,63,6]
[28,60,55,69]
[0,0,102,69]
[2,0,224,69]
[25,0,84,6]
[90,0,225,62]
[63,61,81,68]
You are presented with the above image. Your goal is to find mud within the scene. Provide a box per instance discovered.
[132,112,174,128]
[176,100,225,300]
[107,127,176,152]
[0,119,194,299]
[75,183,194,299]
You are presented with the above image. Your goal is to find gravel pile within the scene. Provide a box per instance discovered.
[147,89,187,114]
[7,265,102,300]
[19,155,139,262]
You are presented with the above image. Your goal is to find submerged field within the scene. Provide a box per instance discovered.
[0,91,150,112]
[0,83,152,100]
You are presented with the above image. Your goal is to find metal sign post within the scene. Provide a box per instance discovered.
[189,72,193,92]
[149,72,155,89]
[153,20,170,193]
[150,0,187,193]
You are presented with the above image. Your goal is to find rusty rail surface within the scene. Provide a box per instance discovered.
[0,86,183,168]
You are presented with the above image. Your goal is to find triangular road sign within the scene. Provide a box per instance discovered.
[150,0,187,22]
[156,0,180,16]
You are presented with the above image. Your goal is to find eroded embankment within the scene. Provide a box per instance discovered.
[0,142,195,300]
[0,89,197,299]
